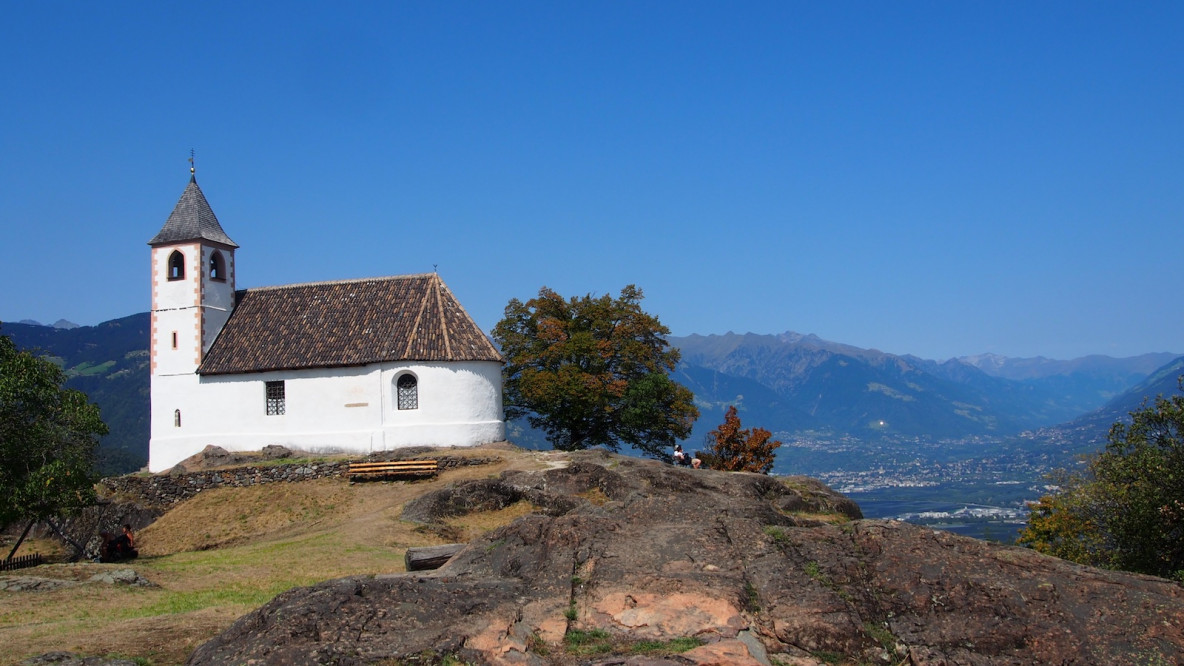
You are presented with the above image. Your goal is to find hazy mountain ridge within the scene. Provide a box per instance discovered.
[958,351,1178,381]
[1030,355,1184,450]
[671,331,1179,442]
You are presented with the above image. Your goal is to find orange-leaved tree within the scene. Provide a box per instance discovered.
[701,405,781,474]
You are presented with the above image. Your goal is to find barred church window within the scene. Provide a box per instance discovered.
[168,250,185,280]
[266,381,286,415]
[210,251,225,281]
[396,374,418,410]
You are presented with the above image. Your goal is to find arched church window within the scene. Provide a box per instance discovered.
[210,251,226,281]
[168,251,185,280]
[174,409,182,427]
[396,374,418,410]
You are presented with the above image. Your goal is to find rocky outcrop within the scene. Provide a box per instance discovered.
[189,452,1184,665]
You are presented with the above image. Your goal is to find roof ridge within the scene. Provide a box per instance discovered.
[245,273,436,292]
[435,274,453,358]
[402,277,432,357]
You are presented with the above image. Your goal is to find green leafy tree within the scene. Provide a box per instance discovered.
[699,405,782,474]
[1018,383,1184,580]
[493,285,698,457]
[1,330,107,559]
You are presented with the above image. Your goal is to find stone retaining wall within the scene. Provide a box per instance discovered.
[100,456,502,507]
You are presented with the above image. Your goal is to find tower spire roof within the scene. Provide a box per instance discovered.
[147,169,238,248]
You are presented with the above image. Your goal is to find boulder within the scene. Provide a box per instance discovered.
[405,544,467,571]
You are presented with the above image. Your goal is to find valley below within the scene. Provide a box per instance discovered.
[767,432,1087,542]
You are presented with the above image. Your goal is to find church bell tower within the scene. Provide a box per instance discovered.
[147,164,238,381]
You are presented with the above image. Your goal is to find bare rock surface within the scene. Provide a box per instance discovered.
[1,567,155,591]
[0,575,81,592]
[189,451,1184,665]
[86,568,156,587]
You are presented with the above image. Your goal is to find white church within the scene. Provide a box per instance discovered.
[147,169,505,472]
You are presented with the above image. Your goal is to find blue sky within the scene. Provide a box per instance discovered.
[1,2,1181,361]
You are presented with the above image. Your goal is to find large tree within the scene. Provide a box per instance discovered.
[1018,383,1184,580]
[493,285,698,457]
[0,330,106,558]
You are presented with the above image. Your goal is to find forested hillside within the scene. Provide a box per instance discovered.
[2,314,150,474]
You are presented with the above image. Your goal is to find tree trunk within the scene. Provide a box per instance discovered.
[43,517,89,562]
[5,520,37,562]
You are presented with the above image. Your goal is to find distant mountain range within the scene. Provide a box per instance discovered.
[670,332,1182,448]
[18,318,80,329]
[3,315,1181,474]
[1026,355,1184,451]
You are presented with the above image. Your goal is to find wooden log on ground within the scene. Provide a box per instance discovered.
[405,543,466,571]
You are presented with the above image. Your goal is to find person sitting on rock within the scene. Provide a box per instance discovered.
[691,453,702,469]
[672,445,688,466]
[108,525,138,561]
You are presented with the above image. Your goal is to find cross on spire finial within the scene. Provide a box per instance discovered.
[189,149,196,176]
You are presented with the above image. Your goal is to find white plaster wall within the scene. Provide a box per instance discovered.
[151,243,202,376]
[149,371,202,470]
[199,246,235,354]
[378,361,504,448]
[152,243,200,309]
[148,360,505,472]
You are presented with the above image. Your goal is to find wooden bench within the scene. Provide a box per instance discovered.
[347,460,438,481]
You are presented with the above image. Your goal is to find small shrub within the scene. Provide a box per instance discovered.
[863,621,901,659]
[629,637,702,654]
[564,628,613,655]
[764,526,790,545]
[526,632,550,656]
[804,560,824,581]
[743,581,761,613]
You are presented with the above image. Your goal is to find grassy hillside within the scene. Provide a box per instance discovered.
[1,444,551,665]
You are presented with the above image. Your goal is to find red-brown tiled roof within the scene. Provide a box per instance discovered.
[198,274,502,375]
